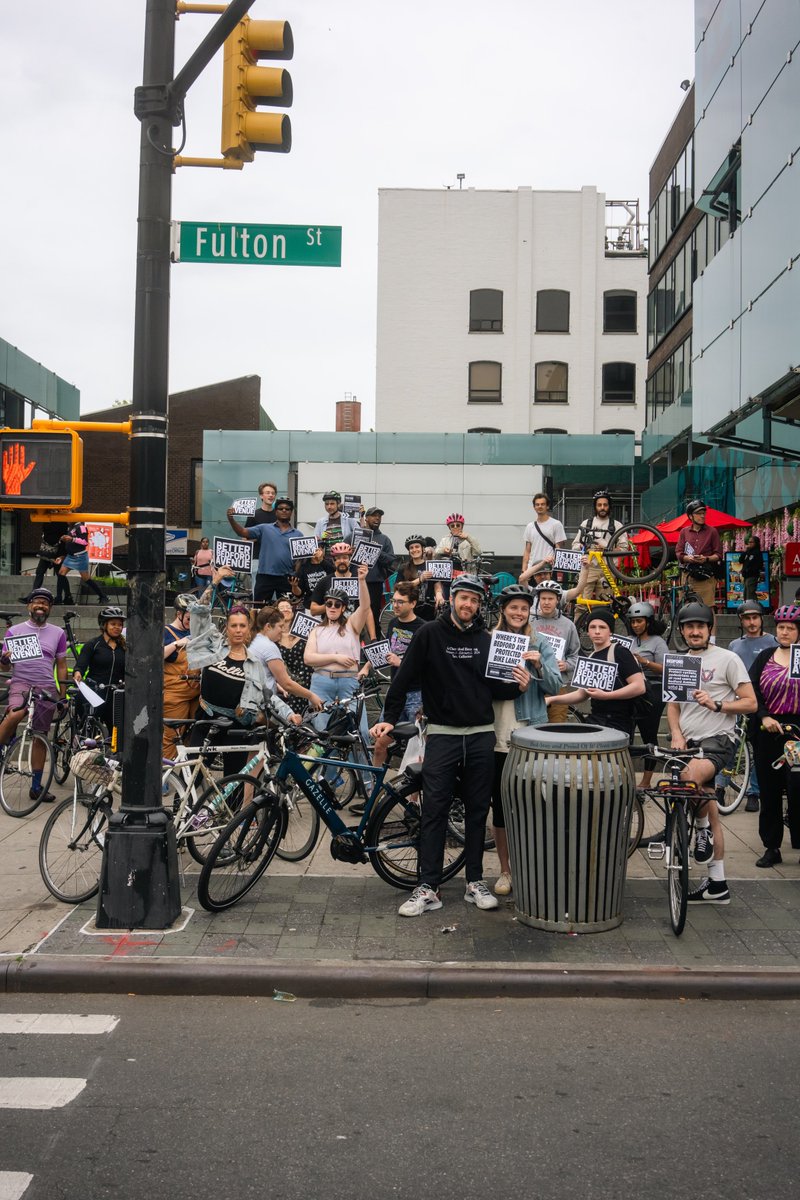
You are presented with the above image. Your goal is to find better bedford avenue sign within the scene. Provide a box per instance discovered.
[172,221,342,267]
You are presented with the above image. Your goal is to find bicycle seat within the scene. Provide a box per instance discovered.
[163,718,194,729]
[192,717,234,732]
[402,760,423,780]
[0,611,19,622]
[391,722,419,742]
[63,611,78,620]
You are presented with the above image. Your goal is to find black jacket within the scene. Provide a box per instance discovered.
[383,611,518,727]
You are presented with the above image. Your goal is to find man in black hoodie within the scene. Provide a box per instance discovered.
[371,574,528,917]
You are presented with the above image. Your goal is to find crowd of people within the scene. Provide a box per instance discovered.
[4,488,798,922]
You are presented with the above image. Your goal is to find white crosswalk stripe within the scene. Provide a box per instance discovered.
[0,1014,119,1036]
[0,1172,33,1200]
[0,1077,87,1109]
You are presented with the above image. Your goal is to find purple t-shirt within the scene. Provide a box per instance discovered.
[2,620,67,690]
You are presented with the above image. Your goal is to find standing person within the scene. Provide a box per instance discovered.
[244,482,278,530]
[740,535,763,602]
[397,535,437,620]
[250,606,323,713]
[290,544,331,611]
[20,521,72,605]
[304,565,372,742]
[226,498,299,604]
[435,513,481,566]
[728,599,777,811]
[276,598,315,714]
[191,536,213,594]
[627,601,669,787]
[747,605,800,868]
[358,507,396,630]
[528,580,580,721]
[55,520,108,603]
[570,489,627,607]
[521,493,567,577]
[72,606,126,735]
[370,575,528,918]
[666,601,757,905]
[551,609,645,738]
[490,585,561,897]
[369,582,427,772]
[675,500,722,615]
[309,543,377,639]
[0,589,67,803]
[313,490,360,551]
[162,594,201,760]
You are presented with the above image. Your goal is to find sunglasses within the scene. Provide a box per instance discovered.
[325,600,344,609]
[448,522,464,528]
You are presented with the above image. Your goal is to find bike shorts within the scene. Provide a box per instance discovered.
[694,734,734,777]
[7,686,58,734]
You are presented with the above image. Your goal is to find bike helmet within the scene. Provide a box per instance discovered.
[174,593,194,612]
[499,584,534,607]
[445,513,465,526]
[322,490,341,502]
[592,489,611,503]
[450,574,484,597]
[686,499,707,516]
[26,588,54,604]
[774,604,800,625]
[329,542,352,557]
[324,587,350,605]
[627,601,655,621]
[677,600,714,627]
[533,579,562,597]
[405,534,425,549]
[737,600,763,618]
[98,606,124,626]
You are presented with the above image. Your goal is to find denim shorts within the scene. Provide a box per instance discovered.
[61,551,89,572]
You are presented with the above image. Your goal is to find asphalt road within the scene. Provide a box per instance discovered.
[1,994,798,1200]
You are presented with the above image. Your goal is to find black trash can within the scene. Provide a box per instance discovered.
[501,723,635,932]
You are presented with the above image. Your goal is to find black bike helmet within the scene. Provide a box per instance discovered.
[592,489,611,504]
[323,587,350,605]
[98,606,124,626]
[450,574,485,597]
[405,534,425,549]
[686,499,706,516]
[322,490,341,502]
[499,584,534,607]
[737,600,763,618]
[677,600,714,627]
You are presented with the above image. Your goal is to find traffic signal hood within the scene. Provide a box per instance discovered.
[221,17,293,162]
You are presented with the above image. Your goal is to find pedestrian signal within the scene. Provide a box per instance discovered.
[0,429,83,509]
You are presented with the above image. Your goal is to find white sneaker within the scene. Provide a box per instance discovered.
[464,880,499,910]
[398,884,442,917]
[493,871,512,896]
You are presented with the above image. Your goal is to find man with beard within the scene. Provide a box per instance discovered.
[571,489,627,610]
[0,588,68,803]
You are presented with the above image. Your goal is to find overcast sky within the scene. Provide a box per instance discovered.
[1,1,694,430]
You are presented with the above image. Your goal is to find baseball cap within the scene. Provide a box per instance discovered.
[365,507,384,517]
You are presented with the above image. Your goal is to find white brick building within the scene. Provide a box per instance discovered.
[376,186,648,436]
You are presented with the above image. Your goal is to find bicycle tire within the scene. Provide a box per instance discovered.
[38,792,110,904]
[627,793,644,856]
[275,779,321,861]
[0,732,55,817]
[210,591,230,632]
[182,772,268,867]
[657,593,673,644]
[365,787,466,890]
[606,522,669,585]
[379,602,394,639]
[51,708,73,785]
[667,803,689,936]
[716,736,751,816]
[196,798,285,912]
[447,796,496,852]
[575,607,629,654]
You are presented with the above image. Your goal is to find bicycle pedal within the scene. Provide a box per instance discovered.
[647,841,666,860]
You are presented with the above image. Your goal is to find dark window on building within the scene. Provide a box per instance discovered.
[603,290,637,333]
[533,427,568,434]
[602,362,636,404]
[469,289,503,332]
[468,426,501,433]
[602,428,634,435]
[534,361,568,403]
[191,459,203,525]
[468,361,502,403]
[536,289,570,332]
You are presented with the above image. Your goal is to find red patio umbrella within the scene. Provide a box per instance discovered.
[632,506,751,546]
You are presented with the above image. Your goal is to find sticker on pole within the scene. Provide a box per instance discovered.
[87,522,114,564]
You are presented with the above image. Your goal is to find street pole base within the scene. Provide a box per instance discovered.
[95,808,182,930]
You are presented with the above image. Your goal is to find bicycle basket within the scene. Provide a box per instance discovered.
[70,749,122,795]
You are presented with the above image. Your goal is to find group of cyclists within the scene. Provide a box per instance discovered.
[3,486,798,924]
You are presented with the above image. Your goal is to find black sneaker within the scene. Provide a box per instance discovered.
[745,794,760,813]
[29,787,56,804]
[694,826,714,864]
[755,848,782,868]
[687,877,730,905]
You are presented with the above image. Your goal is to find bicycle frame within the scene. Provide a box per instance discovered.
[274,747,388,842]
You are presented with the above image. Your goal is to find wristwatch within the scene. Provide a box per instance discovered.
[714,699,723,713]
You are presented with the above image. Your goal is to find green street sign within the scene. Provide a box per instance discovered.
[171,221,342,267]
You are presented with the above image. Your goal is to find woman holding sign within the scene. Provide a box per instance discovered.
[304,564,372,742]
[490,585,562,896]
[550,609,645,738]
[250,606,323,714]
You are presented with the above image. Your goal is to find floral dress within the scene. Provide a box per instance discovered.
[280,637,313,714]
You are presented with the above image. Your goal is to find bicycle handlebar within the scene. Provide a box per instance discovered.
[628,743,703,761]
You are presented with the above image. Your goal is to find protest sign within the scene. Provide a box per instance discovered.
[232,497,257,516]
[363,639,391,669]
[427,558,454,581]
[610,633,633,650]
[662,654,703,702]
[351,541,381,569]
[5,634,43,663]
[289,612,321,642]
[553,549,583,574]
[328,576,359,601]
[289,536,318,560]
[791,645,800,680]
[213,537,253,573]
[571,656,618,692]
[343,493,361,517]
[486,630,529,681]
[538,632,566,661]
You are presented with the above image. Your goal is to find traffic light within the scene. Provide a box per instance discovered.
[0,429,83,509]
[221,17,293,162]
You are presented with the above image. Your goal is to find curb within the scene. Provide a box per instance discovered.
[3,955,800,1000]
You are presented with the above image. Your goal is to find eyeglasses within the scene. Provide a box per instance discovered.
[324,600,344,609]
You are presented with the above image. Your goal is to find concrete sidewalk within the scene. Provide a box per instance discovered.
[2,784,800,997]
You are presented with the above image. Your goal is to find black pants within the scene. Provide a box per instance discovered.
[754,725,800,850]
[34,559,72,602]
[419,731,495,889]
[367,581,385,630]
[254,573,291,604]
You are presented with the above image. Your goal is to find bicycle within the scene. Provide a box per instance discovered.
[51,680,115,786]
[0,687,58,817]
[196,717,468,911]
[207,576,254,629]
[628,742,710,935]
[567,523,669,649]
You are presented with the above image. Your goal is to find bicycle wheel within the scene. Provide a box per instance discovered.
[0,732,55,817]
[627,792,644,856]
[275,779,321,861]
[196,798,285,912]
[210,591,229,632]
[365,787,466,890]
[667,803,689,936]
[447,796,496,851]
[182,772,268,867]
[379,601,394,638]
[575,607,629,654]
[606,523,669,585]
[51,708,73,785]
[657,593,673,645]
[716,736,751,816]
[38,792,110,903]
